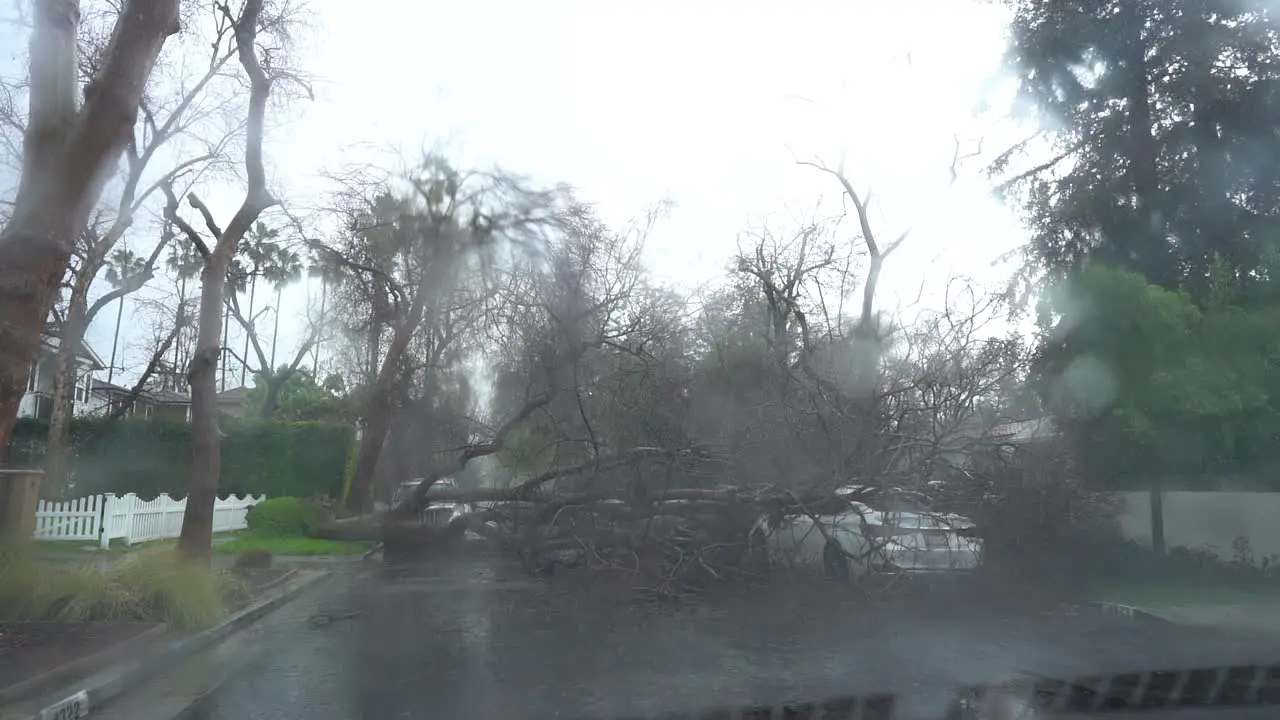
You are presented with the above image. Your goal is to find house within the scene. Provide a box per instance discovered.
[215,386,250,419]
[931,413,1061,472]
[990,417,1059,444]
[88,380,251,423]
[18,326,107,421]
[90,381,194,422]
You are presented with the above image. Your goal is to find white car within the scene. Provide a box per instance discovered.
[750,495,983,582]
[392,478,472,526]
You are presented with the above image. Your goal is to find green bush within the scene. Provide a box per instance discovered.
[8,417,354,499]
[245,497,332,537]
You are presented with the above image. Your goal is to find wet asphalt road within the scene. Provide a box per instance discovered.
[182,553,1280,720]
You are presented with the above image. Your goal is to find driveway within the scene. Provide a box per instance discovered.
[176,554,1279,720]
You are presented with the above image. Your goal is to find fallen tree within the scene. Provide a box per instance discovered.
[311,157,1065,598]
[312,393,913,595]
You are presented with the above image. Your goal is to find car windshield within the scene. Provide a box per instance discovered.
[4,2,1276,719]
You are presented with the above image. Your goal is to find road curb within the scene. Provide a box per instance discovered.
[169,566,366,720]
[1079,600,1173,625]
[0,624,171,708]
[6,569,330,720]
[0,568,303,709]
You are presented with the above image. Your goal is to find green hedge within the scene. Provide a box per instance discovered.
[245,497,332,536]
[6,418,353,500]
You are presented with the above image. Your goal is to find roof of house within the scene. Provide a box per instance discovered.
[92,381,251,408]
[216,386,250,404]
[991,417,1059,443]
[41,323,105,370]
[92,380,190,405]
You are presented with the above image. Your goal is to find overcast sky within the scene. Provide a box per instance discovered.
[2,0,1028,387]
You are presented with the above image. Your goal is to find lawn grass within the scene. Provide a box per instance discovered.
[34,533,238,556]
[35,539,157,554]
[1091,577,1280,609]
[213,530,370,556]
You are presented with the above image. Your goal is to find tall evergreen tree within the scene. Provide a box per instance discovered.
[996,0,1280,300]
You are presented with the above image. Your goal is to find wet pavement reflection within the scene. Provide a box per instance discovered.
[185,552,1279,719]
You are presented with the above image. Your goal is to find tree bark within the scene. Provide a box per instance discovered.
[220,299,230,392]
[43,288,87,499]
[176,0,274,562]
[269,287,281,369]
[107,295,124,383]
[344,313,423,515]
[1149,478,1166,556]
[180,243,233,562]
[0,0,180,479]
[1117,1,1172,287]
[239,276,256,386]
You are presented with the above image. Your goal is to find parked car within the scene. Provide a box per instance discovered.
[392,477,472,526]
[749,491,983,583]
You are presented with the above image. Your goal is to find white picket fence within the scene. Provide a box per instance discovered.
[33,493,266,548]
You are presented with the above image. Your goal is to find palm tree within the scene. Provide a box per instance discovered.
[102,247,148,384]
[306,257,344,374]
[236,222,282,386]
[262,242,303,369]
[165,234,204,390]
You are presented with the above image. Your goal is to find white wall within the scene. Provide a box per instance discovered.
[17,342,103,419]
[1117,491,1280,566]
[75,389,110,417]
[17,392,38,418]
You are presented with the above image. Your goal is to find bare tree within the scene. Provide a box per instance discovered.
[0,0,182,475]
[362,210,712,562]
[87,293,191,428]
[796,158,910,339]
[44,146,234,495]
[225,289,325,416]
[313,159,577,515]
[163,0,280,562]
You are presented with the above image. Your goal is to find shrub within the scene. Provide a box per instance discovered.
[233,548,274,572]
[245,497,332,537]
[0,547,238,630]
[940,442,1126,597]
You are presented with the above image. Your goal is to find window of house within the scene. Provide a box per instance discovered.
[27,363,36,392]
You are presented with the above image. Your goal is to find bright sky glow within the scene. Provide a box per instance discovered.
[2,0,1030,385]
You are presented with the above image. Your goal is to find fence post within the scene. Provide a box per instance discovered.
[122,493,137,547]
[98,494,110,549]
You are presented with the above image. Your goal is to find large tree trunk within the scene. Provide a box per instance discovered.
[1117,1,1172,287]
[260,373,286,417]
[106,295,124,383]
[0,0,179,481]
[177,254,231,562]
[344,301,427,515]
[44,246,100,498]
[345,367,402,516]
[220,299,230,391]
[239,276,256,385]
[43,313,84,499]
[176,0,273,561]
